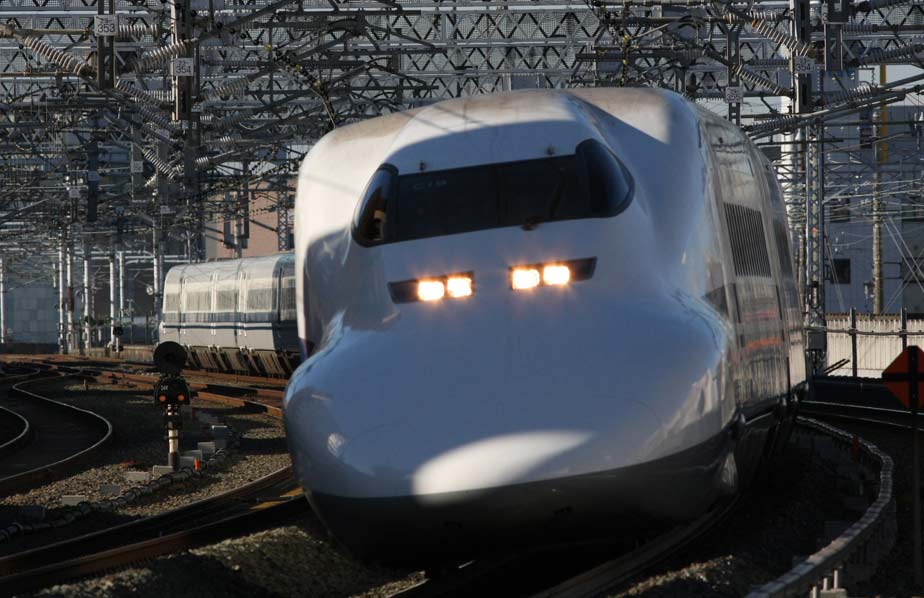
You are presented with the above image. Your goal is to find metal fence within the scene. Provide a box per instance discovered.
[825,309,924,377]
[747,417,895,597]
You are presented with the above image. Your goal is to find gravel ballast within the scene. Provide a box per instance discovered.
[0,377,290,555]
[26,513,424,598]
[607,430,860,597]
[18,424,872,598]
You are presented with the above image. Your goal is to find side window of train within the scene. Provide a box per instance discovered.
[353,164,398,246]
[759,162,795,279]
[280,278,297,321]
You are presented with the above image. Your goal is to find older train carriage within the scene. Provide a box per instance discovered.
[160,253,298,376]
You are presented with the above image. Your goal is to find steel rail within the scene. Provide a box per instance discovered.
[0,404,30,459]
[36,353,291,386]
[540,417,892,598]
[389,482,739,597]
[530,497,739,598]
[0,373,113,497]
[0,365,307,594]
[0,466,307,595]
[395,415,892,598]
[799,400,919,431]
[747,418,894,597]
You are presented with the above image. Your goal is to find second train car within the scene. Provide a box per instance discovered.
[159,253,299,376]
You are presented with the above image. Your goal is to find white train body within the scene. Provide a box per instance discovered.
[284,88,805,562]
[159,253,299,376]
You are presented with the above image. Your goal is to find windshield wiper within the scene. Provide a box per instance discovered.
[522,168,565,231]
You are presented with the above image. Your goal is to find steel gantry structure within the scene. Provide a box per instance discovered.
[0,0,922,361]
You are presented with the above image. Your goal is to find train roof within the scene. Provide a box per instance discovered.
[164,253,294,285]
[307,88,703,176]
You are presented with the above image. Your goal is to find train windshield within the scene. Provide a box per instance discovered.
[352,138,634,246]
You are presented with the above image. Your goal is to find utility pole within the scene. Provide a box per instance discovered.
[109,250,118,353]
[277,192,291,251]
[152,226,162,316]
[118,250,125,342]
[172,0,203,262]
[58,237,67,354]
[66,236,76,354]
[0,258,7,345]
[83,243,92,352]
[790,0,826,373]
[725,23,742,127]
[873,64,888,314]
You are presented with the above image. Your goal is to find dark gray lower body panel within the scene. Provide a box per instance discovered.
[308,428,740,564]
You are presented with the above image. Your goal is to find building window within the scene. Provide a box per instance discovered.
[829,197,850,222]
[831,259,851,285]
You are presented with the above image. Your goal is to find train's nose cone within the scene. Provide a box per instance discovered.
[284,293,730,562]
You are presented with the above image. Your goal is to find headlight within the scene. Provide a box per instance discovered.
[417,280,446,302]
[542,264,571,286]
[511,258,596,291]
[446,275,473,298]
[389,272,474,303]
[511,268,541,290]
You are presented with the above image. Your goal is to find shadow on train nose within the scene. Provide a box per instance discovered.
[296,410,732,565]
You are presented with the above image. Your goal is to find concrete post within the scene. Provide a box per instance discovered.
[118,250,125,344]
[109,251,117,352]
[83,245,91,352]
[152,228,163,322]
[66,241,76,354]
[0,258,7,345]
[58,242,67,354]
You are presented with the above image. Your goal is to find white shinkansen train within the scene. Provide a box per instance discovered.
[283,88,806,563]
[159,253,299,376]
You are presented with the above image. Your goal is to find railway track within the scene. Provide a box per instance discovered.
[389,416,894,598]
[0,466,308,595]
[0,366,895,597]
[20,354,290,388]
[0,374,113,497]
[0,364,306,594]
[802,375,924,431]
[390,495,738,598]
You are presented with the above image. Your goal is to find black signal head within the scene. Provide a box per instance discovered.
[153,341,187,375]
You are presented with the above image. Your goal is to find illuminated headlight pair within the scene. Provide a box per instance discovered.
[510,258,596,290]
[511,264,570,290]
[417,276,473,301]
[389,273,474,304]
[388,258,596,304]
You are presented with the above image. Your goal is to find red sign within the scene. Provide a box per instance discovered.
[882,345,924,411]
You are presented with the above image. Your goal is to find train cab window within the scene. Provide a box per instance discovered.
[353,165,398,246]
[352,140,634,246]
[396,165,498,240]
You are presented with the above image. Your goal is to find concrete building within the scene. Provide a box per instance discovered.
[823,103,924,314]
[2,277,57,345]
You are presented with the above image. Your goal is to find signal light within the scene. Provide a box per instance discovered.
[153,378,192,408]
